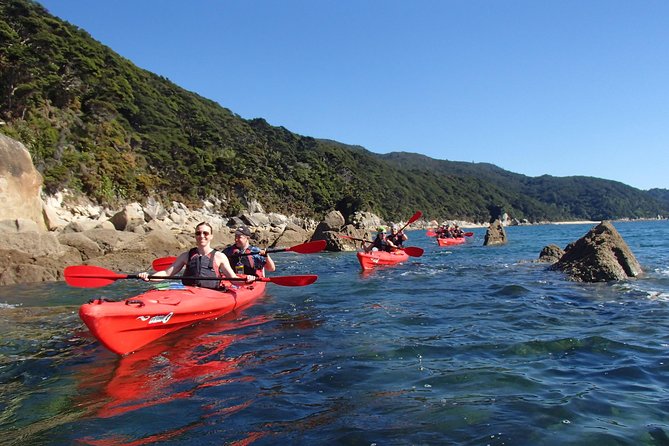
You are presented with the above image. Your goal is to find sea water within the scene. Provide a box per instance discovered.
[1,220,668,445]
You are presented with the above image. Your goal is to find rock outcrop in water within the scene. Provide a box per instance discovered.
[483,219,507,246]
[537,244,564,263]
[550,221,642,282]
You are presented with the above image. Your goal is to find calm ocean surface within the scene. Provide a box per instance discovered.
[1,221,669,445]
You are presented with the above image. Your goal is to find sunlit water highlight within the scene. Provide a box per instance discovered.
[1,220,669,445]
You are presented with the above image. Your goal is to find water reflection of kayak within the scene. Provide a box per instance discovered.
[75,313,270,419]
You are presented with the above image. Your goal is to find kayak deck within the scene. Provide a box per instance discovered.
[436,237,466,246]
[79,280,266,355]
[356,250,410,270]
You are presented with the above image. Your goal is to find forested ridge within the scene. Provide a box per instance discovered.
[1,0,667,222]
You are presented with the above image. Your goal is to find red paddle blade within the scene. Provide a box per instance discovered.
[287,240,326,254]
[261,275,318,286]
[152,256,177,271]
[64,265,127,288]
[407,211,422,225]
[403,246,424,257]
[464,232,474,237]
[398,210,423,233]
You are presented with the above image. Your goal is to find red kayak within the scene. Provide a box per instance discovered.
[357,249,410,270]
[437,237,467,246]
[79,280,266,355]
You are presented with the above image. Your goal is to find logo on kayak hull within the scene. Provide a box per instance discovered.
[136,312,174,324]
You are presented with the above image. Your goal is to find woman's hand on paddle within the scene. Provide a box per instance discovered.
[245,275,256,283]
[138,271,167,282]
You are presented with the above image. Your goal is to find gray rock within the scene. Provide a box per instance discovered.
[311,210,348,250]
[350,211,383,229]
[0,231,66,257]
[57,232,104,260]
[270,223,311,248]
[484,219,507,246]
[0,218,38,233]
[143,197,168,222]
[551,221,642,282]
[0,134,47,231]
[109,203,145,231]
[538,244,564,263]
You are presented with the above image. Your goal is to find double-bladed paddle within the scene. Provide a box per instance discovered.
[398,210,422,233]
[64,265,318,288]
[151,240,327,271]
[339,236,424,257]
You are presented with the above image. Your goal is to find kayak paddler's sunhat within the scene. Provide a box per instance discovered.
[376,226,386,233]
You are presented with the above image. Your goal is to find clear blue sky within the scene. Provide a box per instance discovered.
[37,0,669,190]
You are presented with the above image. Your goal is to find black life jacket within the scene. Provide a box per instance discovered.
[183,248,221,289]
[371,236,392,252]
[223,245,260,275]
[388,232,404,247]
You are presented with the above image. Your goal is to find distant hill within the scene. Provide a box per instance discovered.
[381,152,669,221]
[1,0,667,222]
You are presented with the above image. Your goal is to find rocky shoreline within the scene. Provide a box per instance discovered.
[0,133,648,286]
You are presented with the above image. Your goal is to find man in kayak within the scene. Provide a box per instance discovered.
[387,224,408,248]
[222,226,276,276]
[365,226,397,253]
[138,222,250,288]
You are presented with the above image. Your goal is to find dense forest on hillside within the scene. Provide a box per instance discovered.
[1,0,667,223]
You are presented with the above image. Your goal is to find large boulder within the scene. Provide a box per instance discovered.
[335,224,370,252]
[0,243,82,286]
[483,219,507,246]
[0,134,46,231]
[311,210,348,251]
[109,203,145,231]
[270,223,311,249]
[57,232,105,260]
[551,221,642,282]
[349,211,383,229]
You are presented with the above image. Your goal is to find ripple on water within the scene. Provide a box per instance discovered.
[490,284,532,297]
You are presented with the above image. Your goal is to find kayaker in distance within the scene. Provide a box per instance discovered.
[387,224,408,248]
[138,222,252,288]
[364,227,398,253]
[222,226,276,275]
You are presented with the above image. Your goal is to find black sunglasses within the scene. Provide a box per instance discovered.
[195,231,210,236]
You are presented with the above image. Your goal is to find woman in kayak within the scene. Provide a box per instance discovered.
[222,226,276,275]
[138,222,251,289]
[365,227,397,253]
[387,224,408,248]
